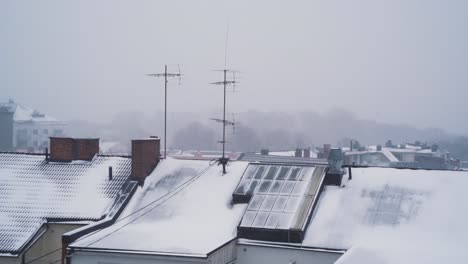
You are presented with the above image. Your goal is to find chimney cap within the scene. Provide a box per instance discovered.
[49,137,99,140]
[132,137,160,142]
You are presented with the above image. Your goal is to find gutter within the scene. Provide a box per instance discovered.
[237,239,346,254]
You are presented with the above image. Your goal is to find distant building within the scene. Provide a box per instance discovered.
[0,100,67,152]
[344,144,459,170]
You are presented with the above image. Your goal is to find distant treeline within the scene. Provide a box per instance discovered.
[67,109,468,160]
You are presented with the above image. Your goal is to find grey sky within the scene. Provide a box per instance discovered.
[1,0,467,134]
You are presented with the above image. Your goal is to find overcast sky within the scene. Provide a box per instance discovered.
[1,0,467,134]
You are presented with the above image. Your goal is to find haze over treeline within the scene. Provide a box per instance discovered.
[67,109,468,160]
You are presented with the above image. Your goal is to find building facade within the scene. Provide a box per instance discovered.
[0,100,66,153]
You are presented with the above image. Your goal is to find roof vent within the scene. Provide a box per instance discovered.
[32,110,45,118]
[324,148,345,186]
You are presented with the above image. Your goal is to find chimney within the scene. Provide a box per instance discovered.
[295,148,303,158]
[260,149,269,155]
[376,145,382,151]
[50,137,74,161]
[303,148,311,158]
[74,138,100,160]
[324,148,345,186]
[131,137,160,184]
[323,144,331,159]
[49,137,99,162]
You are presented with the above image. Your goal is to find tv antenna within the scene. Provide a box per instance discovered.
[147,64,182,159]
[211,69,238,174]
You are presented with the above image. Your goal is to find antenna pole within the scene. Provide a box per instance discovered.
[146,65,182,160]
[164,65,168,159]
[223,69,227,161]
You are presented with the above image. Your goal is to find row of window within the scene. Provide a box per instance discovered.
[16,128,63,148]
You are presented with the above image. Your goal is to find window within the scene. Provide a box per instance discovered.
[16,129,28,147]
[33,129,38,135]
[53,129,63,136]
[43,129,48,135]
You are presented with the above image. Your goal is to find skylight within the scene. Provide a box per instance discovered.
[234,163,327,243]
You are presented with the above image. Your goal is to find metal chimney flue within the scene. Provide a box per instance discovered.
[108,166,113,181]
[45,147,49,162]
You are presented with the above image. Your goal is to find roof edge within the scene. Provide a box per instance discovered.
[63,181,138,244]
[237,239,346,254]
[69,247,208,259]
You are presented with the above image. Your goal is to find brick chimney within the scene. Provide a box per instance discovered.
[49,137,99,162]
[75,138,100,160]
[323,144,331,159]
[295,148,303,158]
[303,148,311,158]
[131,137,160,183]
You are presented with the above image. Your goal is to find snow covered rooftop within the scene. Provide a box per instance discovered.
[0,101,62,123]
[70,158,249,256]
[302,167,468,262]
[0,153,132,254]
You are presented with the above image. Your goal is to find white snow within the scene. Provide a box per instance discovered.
[302,167,468,263]
[72,158,249,256]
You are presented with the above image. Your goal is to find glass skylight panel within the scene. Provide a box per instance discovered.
[280,181,295,195]
[241,211,257,227]
[285,197,301,213]
[277,213,294,229]
[247,180,259,195]
[258,180,273,193]
[287,167,301,181]
[253,166,266,179]
[269,180,284,193]
[259,196,276,211]
[272,196,288,212]
[292,182,306,195]
[264,212,282,228]
[243,165,257,179]
[276,167,290,180]
[251,212,269,228]
[248,195,265,210]
[298,167,314,181]
[264,166,278,180]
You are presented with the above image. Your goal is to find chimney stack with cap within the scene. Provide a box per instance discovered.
[131,137,161,184]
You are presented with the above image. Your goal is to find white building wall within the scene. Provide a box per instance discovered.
[236,243,342,264]
[71,251,209,264]
[13,122,66,152]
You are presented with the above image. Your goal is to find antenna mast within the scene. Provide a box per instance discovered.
[211,69,237,174]
[147,65,182,159]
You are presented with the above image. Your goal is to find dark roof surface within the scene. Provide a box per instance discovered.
[0,153,131,254]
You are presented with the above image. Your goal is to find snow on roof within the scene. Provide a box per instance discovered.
[0,101,61,123]
[334,238,467,264]
[0,153,131,254]
[71,158,249,256]
[302,167,468,261]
